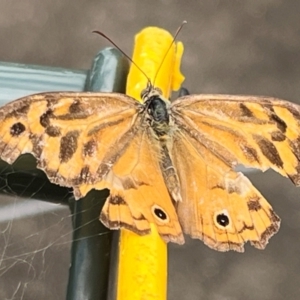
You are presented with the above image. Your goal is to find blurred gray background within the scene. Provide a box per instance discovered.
[1,1,300,299]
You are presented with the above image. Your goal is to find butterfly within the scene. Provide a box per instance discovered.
[1,81,300,252]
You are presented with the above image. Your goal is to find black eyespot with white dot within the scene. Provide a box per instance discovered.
[10,122,26,136]
[154,208,167,220]
[151,205,169,223]
[216,213,230,227]
[214,210,231,229]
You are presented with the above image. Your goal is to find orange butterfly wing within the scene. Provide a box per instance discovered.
[171,94,300,183]
[0,92,183,243]
[170,94,300,251]
[0,92,140,194]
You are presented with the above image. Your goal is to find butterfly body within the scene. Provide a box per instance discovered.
[1,86,300,251]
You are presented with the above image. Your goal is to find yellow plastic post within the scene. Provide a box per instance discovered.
[117,27,185,300]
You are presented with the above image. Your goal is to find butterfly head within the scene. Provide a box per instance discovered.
[141,81,163,102]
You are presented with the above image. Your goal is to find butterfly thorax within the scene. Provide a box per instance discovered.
[142,86,171,139]
[146,95,170,136]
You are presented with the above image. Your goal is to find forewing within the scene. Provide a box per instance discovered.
[0,92,141,197]
[171,94,300,184]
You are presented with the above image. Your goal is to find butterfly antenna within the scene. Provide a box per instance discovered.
[152,20,187,87]
[92,30,152,87]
